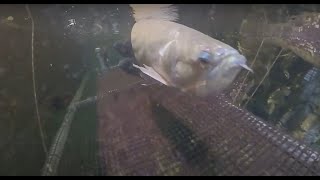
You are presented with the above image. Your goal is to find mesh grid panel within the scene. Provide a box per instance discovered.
[97,69,320,176]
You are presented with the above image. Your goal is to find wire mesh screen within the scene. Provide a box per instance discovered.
[97,69,320,176]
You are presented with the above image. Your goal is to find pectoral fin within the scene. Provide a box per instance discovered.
[133,64,169,85]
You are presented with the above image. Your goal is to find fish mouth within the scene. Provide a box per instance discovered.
[232,54,253,73]
[239,63,253,73]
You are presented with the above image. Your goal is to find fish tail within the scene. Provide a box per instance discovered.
[130,4,179,22]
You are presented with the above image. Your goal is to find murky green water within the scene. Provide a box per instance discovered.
[0,4,319,175]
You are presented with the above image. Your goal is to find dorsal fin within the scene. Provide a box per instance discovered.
[130,4,179,22]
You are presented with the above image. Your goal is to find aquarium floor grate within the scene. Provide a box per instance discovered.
[96,69,320,176]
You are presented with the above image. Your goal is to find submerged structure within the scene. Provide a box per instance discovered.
[95,69,320,176]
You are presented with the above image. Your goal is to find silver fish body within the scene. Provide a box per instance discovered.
[130,5,252,96]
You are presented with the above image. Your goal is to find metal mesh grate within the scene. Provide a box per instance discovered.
[97,69,320,176]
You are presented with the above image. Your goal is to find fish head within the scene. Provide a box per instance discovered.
[195,46,252,71]
[192,48,253,97]
[221,52,253,73]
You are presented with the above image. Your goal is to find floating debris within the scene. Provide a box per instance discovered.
[7,16,14,21]
[63,64,70,70]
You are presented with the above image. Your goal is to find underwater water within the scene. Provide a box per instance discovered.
[0,4,320,175]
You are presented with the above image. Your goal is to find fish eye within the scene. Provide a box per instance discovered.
[198,50,212,63]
